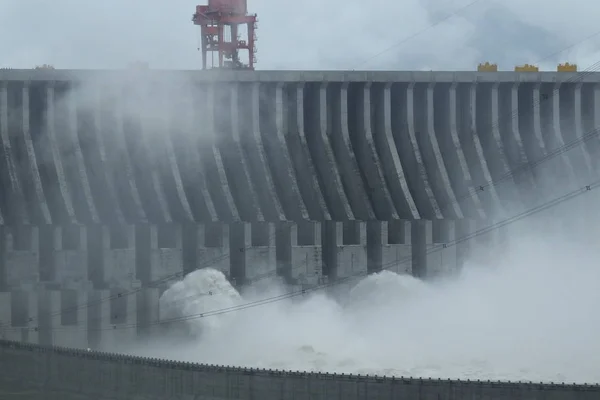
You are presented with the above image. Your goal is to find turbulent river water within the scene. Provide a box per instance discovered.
[129,215,600,384]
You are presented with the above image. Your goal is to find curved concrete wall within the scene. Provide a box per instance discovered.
[0,69,597,223]
[1,340,599,400]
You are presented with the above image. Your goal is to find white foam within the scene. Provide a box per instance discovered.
[145,219,600,384]
[159,268,242,336]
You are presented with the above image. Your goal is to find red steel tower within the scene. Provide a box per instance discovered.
[192,0,257,70]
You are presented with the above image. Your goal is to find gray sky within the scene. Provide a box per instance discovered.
[1,0,599,71]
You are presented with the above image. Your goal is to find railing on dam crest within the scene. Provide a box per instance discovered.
[1,339,599,399]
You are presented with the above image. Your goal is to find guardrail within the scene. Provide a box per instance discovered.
[1,340,599,399]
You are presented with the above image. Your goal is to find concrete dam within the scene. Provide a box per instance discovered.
[1,68,600,399]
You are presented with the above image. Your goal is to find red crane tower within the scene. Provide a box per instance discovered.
[192,0,257,70]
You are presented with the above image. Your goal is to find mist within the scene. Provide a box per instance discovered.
[120,188,600,384]
[2,0,600,70]
[108,133,600,384]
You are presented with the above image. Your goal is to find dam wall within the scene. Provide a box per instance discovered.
[0,221,468,351]
[0,68,534,296]
[0,69,596,395]
[0,69,598,225]
[1,339,599,400]
[0,221,467,291]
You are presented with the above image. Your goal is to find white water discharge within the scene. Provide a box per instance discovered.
[137,213,600,384]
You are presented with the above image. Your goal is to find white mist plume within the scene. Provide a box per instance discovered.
[159,268,242,335]
[138,201,600,384]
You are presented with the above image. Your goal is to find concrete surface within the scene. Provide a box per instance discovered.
[1,339,599,400]
[0,287,161,351]
[0,221,470,351]
[0,221,466,292]
[0,68,596,390]
[0,69,597,224]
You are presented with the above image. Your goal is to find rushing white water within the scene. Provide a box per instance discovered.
[141,218,600,384]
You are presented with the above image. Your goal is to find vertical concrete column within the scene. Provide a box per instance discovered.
[136,287,160,340]
[21,82,52,224]
[429,220,457,276]
[410,220,427,279]
[354,82,398,219]
[333,81,373,219]
[334,221,367,279]
[366,221,384,275]
[272,82,309,220]
[36,289,59,346]
[529,83,559,198]
[488,82,515,206]
[25,290,40,344]
[37,225,56,283]
[290,221,322,286]
[149,224,183,285]
[5,290,39,343]
[510,82,538,205]
[0,227,5,290]
[455,219,477,270]
[203,83,240,222]
[89,83,125,224]
[405,82,443,219]
[102,225,138,289]
[197,223,230,276]
[110,84,147,222]
[550,82,577,189]
[447,83,484,218]
[241,82,285,221]
[0,82,8,225]
[45,81,77,223]
[530,84,549,162]
[308,82,354,220]
[156,83,195,223]
[381,220,412,275]
[538,83,576,189]
[85,224,104,289]
[64,83,100,223]
[92,287,137,351]
[244,222,276,283]
[178,85,217,223]
[466,82,502,214]
[573,82,593,176]
[229,222,246,287]
[5,226,39,288]
[288,83,330,220]
[592,83,600,172]
[226,83,263,221]
[0,81,26,224]
[60,289,88,348]
[578,82,600,173]
[0,291,10,340]
[54,225,91,290]
[411,220,456,279]
[425,82,463,219]
[134,83,172,224]
[377,83,419,219]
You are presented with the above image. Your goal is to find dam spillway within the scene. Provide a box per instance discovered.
[0,69,598,226]
[0,68,598,343]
